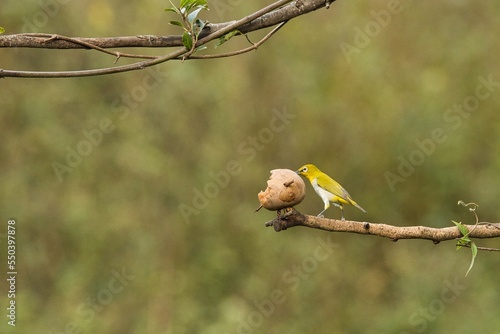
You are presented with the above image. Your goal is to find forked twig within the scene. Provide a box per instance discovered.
[0,0,318,78]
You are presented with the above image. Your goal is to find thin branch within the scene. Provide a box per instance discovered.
[17,34,158,62]
[265,208,500,246]
[0,0,328,49]
[0,33,181,49]
[187,21,288,59]
[47,22,287,62]
[0,0,290,78]
[0,0,330,78]
[458,244,500,252]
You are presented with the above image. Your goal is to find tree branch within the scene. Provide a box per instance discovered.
[265,208,500,245]
[0,0,327,49]
[0,0,331,78]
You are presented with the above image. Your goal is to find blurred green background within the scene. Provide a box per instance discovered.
[1,0,499,333]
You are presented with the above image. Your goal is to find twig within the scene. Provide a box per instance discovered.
[18,33,159,62]
[0,1,329,49]
[0,0,324,78]
[184,21,288,60]
[457,244,500,252]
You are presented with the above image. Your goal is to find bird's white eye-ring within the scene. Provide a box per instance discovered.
[302,167,308,172]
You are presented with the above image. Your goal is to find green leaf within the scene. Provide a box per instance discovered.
[465,242,478,276]
[194,0,208,6]
[181,0,195,12]
[215,30,241,47]
[187,7,204,24]
[182,31,193,49]
[455,238,469,250]
[471,242,478,257]
[195,2,209,11]
[453,221,469,236]
[181,0,207,12]
[165,7,179,13]
[193,18,206,36]
[166,0,181,14]
[180,0,192,8]
[169,20,185,28]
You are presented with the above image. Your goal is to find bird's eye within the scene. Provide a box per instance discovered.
[302,167,308,172]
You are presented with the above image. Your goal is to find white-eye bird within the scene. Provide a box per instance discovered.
[296,164,367,220]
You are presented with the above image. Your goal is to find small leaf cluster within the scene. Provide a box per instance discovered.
[166,0,209,51]
[453,220,478,277]
[453,201,480,277]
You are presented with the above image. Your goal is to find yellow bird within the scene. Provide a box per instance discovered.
[296,164,367,220]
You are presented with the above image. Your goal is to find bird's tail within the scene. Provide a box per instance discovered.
[351,200,367,214]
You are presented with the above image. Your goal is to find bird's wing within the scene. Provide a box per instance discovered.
[317,173,352,202]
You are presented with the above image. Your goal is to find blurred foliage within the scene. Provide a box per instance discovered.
[1,0,500,333]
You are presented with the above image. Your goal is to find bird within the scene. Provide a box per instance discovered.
[296,164,367,220]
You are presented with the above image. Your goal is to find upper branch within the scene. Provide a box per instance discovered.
[265,208,500,244]
[0,0,329,50]
[0,0,331,78]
